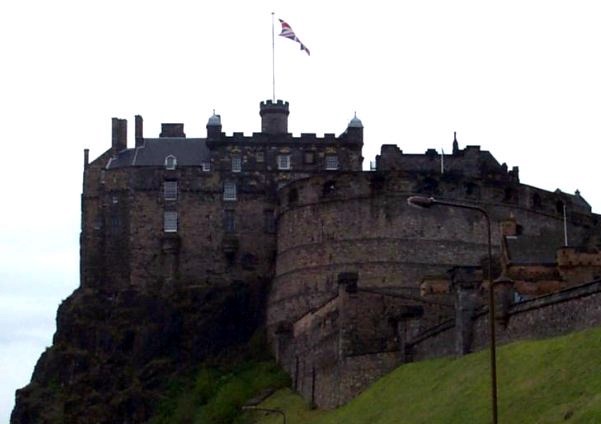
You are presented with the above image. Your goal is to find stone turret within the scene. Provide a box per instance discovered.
[206,111,222,140]
[340,112,363,144]
[260,99,289,134]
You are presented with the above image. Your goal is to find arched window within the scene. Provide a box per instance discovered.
[164,155,177,170]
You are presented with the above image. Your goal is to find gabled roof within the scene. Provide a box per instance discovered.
[107,138,210,169]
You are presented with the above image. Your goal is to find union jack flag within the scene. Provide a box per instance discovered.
[278,19,310,56]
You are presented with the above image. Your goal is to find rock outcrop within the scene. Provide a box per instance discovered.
[12,280,266,423]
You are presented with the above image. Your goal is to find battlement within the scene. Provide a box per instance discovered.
[260,99,290,110]
[376,142,519,182]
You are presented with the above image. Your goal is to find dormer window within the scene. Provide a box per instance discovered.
[165,155,177,170]
[231,155,242,173]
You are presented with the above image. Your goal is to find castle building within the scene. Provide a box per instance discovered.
[81,99,601,408]
[82,100,363,292]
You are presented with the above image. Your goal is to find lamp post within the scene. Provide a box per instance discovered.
[407,195,498,424]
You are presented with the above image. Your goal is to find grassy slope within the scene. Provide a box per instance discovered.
[255,326,601,423]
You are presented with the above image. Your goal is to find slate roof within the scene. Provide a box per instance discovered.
[107,138,210,169]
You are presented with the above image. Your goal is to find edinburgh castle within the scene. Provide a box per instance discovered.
[12,100,601,422]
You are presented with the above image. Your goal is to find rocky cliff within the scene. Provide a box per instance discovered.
[12,280,267,423]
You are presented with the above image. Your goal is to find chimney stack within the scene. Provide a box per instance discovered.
[135,115,144,147]
[111,118,127,154]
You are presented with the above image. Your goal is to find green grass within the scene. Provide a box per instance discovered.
[150,360,290,424]
[254,326,601,423]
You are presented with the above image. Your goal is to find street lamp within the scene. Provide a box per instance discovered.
[407,195,498,424]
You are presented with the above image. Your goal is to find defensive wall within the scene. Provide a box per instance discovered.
[268,169,598,334]
[269,168,601,408]
[410,278,601,361]
[275,269,601,408]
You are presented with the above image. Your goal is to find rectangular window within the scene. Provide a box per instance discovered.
[256,151,265,163]
[264,209,276,234]
[164,211,178,233]
[224,209,235,233]
[164,181,177,200]
[325,155,339,170]
[231,155,242,172]
[202,162,211,172]
[223,181,237,201]
[277,155,291,170]
[304,152,315,164]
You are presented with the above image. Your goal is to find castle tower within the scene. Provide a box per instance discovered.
[260,99,289,134]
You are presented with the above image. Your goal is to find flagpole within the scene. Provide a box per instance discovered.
[271,12,276,101]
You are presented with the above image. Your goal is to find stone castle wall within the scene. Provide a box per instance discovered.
[268,170,597,333]
[409,279,601,363]
[269,169,600,408]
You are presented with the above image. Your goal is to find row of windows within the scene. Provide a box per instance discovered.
[161,154,339,171]
[162,210,275,233]
[231,154,338,172]
[162,180,238,201]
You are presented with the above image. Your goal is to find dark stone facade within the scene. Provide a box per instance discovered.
[12,99,601,421]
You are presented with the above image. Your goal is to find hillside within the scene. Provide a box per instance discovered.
[252,326,601,423]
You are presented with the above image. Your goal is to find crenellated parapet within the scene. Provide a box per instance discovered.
[376,142,519,183]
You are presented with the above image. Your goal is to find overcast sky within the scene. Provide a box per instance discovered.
[2,0,601,420]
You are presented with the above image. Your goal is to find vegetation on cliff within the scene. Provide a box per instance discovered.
[11,281,269,423]
[253,326,601,423]
[149,360,289,424]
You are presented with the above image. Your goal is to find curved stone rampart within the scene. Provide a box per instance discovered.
[268,172,600,329]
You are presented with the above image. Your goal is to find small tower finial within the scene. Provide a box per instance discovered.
[452,131,459,154]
